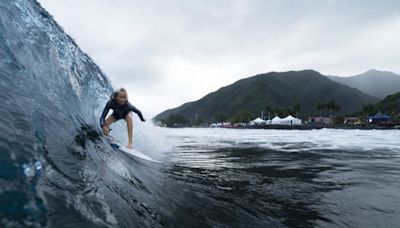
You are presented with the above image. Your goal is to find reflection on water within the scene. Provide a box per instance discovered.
[162,128,400,227]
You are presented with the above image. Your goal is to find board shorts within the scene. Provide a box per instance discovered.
[112,111,130,121]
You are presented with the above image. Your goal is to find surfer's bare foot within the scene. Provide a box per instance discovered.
[127,143,133,149]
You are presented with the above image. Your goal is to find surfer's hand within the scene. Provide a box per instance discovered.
[102,126,110,136]
[141,118,146,122]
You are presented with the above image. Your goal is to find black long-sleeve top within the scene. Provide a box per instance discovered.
[99,99,145,127]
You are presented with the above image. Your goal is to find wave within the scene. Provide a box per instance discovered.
[0,1,169,227]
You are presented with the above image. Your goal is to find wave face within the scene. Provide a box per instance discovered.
[0,1,167,227]
[0,1,234,227]
[5,1,400,228]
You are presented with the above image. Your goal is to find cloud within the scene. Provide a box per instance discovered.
[38,0,400,117]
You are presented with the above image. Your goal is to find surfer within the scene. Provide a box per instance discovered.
[100,88,145,149]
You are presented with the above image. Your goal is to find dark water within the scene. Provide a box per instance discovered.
[160,128,400,228]
[1,0,400,227]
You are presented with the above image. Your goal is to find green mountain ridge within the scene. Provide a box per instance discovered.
[361,92,400,117]
[155,70,379,123]
[328,69,400,99]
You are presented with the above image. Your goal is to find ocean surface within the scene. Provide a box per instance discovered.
[160,128,400,228]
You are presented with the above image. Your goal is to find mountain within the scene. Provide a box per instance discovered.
[376,92,400,115]
[155,70,379,123]
[328,69,400,99]
[360,92,400,117]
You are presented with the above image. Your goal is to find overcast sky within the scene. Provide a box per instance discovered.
[37,0,400,118]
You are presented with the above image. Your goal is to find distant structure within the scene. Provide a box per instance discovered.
[367,112,391,124]
[249,115,302,126]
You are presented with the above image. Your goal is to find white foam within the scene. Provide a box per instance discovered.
[164,128,400,153]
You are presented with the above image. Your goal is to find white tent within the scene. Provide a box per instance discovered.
[280,115,302,125]
[250,117,267,125]
[271,116,282,125]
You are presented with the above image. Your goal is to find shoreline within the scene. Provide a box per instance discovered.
[214,124,400,130]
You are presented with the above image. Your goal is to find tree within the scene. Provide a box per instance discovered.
[326,100,341,117]
[292,103,302,117]
[165,113,190,127]
[315,101,325,116]
[193,117,205,126]
[214,112,227,123]
[361,103,375,116]
[273,107,285,117]
[230,110,253,123]
[264,105,274,119]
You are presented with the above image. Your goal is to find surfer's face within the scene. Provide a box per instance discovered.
[115,92,127,105]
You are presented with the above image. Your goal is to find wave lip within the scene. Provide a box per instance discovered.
[0,0,118,227]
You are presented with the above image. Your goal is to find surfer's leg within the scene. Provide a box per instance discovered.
[105,115,117,125]
[124,112,133,149]
[103,115,116,135]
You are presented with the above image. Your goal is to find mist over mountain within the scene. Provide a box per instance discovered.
[328,69,400,99]
[155,70,378,123]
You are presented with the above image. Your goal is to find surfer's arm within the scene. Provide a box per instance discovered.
[100,100,112,127]
[127,102,145,121]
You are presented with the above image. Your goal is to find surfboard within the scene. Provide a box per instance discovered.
[106,136,161,163]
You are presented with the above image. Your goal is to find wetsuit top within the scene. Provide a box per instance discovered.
[100,99,145,127]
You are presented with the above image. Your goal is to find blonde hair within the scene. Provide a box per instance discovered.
[111,88,128,100]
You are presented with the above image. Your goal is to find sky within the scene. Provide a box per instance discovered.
[37,0,400,118]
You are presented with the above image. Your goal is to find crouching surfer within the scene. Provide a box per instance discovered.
[100,88,145,149]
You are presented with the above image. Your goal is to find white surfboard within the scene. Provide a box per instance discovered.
[106,136,161,163]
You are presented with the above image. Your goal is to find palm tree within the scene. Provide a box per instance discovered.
[274,107,284,117]
[326,100,341,117]
[361,103,375,116]
[293,103,302,117]
[264,105,274,119]
[315,101,325,116]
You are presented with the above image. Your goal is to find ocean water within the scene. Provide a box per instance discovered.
[160,128,400,228]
